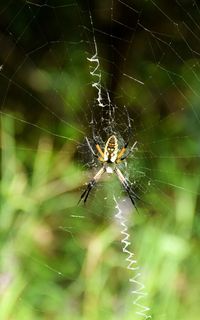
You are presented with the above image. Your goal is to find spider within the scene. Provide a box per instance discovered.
[79,130,139,208]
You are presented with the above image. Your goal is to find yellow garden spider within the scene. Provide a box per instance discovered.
[79,131,139,208]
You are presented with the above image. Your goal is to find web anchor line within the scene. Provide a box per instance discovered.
[114,198,152,319]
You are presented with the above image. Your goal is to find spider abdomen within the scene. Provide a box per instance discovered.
[104,135,118,162]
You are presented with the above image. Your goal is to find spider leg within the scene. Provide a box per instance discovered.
[86,137,105,160]
[90,112,101,147]
[95,144,104,158]
[123,105,132,148]
[88,113,105,159]
[116,146,127,161]
[114,167,140,210]
[86,137,98,158]
[79,167,105,204]
[78,179,95,204]
[118,141,137,162]
[116,108,134,161]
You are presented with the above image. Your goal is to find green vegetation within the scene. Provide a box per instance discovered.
[1,111,199,319]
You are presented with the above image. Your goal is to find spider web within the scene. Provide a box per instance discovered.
[0,1,200,319]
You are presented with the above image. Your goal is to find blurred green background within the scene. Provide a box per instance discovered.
[0,1,200,319]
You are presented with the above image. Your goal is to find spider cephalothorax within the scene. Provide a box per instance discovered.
[79,131,138,208]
